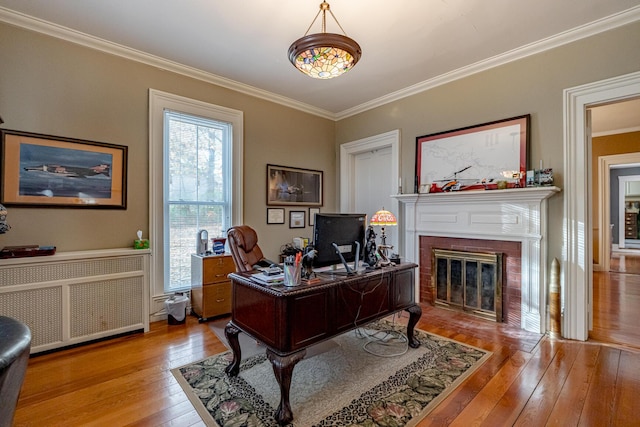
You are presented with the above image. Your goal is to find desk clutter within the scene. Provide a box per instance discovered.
[250,271,284,285]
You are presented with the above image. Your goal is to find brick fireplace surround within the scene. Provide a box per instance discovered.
[394,187,559,334]
[420,236,521,327]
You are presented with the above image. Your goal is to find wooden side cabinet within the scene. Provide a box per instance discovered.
[191,254,235,322]
[625,212,638,239]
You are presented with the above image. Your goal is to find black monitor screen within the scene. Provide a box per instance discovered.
[312,213,366,268]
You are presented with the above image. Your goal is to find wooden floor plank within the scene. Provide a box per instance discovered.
[612,350,640,426]
[126,400,205,427]
[478,338,558,426]
[448,349,533,425]
[513,340,582,426]
[579,346,621,426]
[545,343,601,426]
[591,269,640,349]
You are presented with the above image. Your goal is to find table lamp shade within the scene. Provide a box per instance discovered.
[370,209,397,226]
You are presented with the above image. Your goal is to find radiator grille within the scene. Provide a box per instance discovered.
[0,256,144,287]
[0,287,63,347]
[70,277,144,338]
[0,251,149,353]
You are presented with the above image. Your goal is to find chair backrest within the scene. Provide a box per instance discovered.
[227,225,265,272]
[0,316,31,427]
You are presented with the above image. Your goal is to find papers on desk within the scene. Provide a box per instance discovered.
[250,272,284,285]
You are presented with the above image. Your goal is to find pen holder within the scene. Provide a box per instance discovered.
[283,263,301,287]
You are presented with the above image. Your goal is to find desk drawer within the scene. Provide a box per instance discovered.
[193,281,232,319]
[203,256,236,284]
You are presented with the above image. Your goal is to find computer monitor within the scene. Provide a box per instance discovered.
[312,213,366,273]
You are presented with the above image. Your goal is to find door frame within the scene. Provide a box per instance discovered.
[339,129,401,252]
[618,173,640,249]
[563,71,640,341]
[597,155,640,270]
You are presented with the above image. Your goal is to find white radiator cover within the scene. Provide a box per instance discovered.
[0,248,150,354]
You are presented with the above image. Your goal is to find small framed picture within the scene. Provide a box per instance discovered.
[267,208,285,224]
[289,210,305,228]
[309,208,320,226]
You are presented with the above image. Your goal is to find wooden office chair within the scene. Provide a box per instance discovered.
[227,225,274,272]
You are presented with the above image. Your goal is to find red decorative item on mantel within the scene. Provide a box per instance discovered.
[0,245,56,259]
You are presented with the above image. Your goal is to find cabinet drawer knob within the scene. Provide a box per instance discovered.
[216,298,225,303]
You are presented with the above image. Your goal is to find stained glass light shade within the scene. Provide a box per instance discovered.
[288,33,362,79]
[369,209,397,227]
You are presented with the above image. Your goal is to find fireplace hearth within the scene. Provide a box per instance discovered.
[433,249,503,322]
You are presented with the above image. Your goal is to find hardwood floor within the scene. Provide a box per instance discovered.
[610,251,640,274]
[14,303,640,426]
[591,263,640,349]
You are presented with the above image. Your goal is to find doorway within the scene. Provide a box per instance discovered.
[611,172,640,276]
[563,70,640,341]
[617,174,640,250]
[595,153,640,272]
[340,130,401,252]
[589,97,640,349]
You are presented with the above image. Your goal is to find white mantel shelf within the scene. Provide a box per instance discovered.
[393,186,561,334]
[394,186,560,203]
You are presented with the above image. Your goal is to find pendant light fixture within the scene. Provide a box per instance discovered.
[287,1,362,79]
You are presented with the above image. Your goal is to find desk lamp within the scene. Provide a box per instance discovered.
[369,208,397,258]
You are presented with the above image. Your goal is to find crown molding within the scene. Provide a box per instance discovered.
[1,5,638,122]
[335,5,640,120]
[0,7,336,121]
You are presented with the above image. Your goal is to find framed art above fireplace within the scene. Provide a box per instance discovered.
[415,115,530,192]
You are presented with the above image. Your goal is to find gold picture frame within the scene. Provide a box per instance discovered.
[0,129,127,208]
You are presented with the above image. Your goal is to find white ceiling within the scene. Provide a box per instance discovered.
[1,0,639,125]
[591,98,640,135]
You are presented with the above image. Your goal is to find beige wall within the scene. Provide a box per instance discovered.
[2,20,639,265]
[0,23,336,261]
[336,21,640,265]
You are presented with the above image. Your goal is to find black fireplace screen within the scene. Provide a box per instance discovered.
[433,249,503,322]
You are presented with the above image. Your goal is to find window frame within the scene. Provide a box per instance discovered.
[149,89,243,301]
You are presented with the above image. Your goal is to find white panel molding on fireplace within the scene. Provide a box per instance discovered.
[394,186,560,334]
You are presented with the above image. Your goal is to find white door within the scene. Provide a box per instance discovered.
[340,130,401,254]
[353,147,398,250]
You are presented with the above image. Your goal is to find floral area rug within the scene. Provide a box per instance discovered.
[171,320,490,426]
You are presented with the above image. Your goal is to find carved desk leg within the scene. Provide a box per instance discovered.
[266,348,306,425]
[406,304,422,348]
[224,322,242,376]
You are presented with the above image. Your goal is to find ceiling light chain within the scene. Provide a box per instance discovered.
[288,1,362,80]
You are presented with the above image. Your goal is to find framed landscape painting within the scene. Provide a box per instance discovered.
[0,129,127,208]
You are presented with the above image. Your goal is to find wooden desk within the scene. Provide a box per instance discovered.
[224,263,421,425]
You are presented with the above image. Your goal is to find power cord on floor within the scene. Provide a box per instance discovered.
[355,313,409,358]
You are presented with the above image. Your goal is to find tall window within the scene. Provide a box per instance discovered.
[164,111,231,290]
[150,90,243,297]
